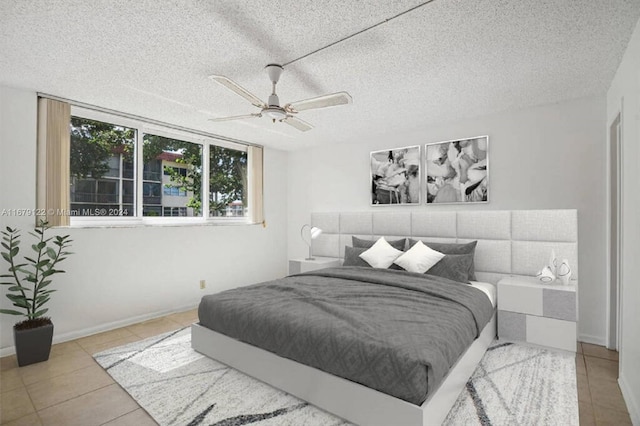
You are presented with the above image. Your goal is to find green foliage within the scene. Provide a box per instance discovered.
[143,135,247,216]
[70,117,134,179]
[209,146,247,216]
[70,117,247,217]
[143,134,203,214]
[0,221,72,321]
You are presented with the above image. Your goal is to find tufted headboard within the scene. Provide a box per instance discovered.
[310,210,578,285]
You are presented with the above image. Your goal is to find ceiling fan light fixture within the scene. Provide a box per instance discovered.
[263,107,287,120]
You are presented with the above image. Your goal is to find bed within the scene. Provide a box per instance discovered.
[192,209,578,426]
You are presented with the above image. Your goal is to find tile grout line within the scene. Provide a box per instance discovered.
[577,351,597,425]
[96,382,145,426]
[28,364,116,412]
[582,351,632,420]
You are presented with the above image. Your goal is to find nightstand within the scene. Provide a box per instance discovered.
[497,276,577,352]
[289,257,341,275]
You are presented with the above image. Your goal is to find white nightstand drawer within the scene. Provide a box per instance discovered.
[498,284,543,315]
[497,276,577,352]
[526,316,577,352]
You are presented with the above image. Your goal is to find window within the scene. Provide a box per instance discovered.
[53,102,263,226]
[163,187,187,197]
[143,134,202,217]
[163,207,187,217]
[209,145,248,218]
[69,116,135,217]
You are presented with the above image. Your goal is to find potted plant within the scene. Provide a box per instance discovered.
[1,221,72,366]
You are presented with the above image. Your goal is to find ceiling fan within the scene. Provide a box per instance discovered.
[208,64,352,132]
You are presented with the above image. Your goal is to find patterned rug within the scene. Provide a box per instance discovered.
[94,327,578,426]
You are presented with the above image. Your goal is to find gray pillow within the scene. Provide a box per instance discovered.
[425,254,473,284]
[352,236,406,251]
[342,246,372,267]
[408,239,478,280]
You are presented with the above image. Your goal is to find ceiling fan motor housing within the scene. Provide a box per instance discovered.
[268,93,280,107]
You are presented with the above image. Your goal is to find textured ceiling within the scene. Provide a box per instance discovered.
[1,1,639,151]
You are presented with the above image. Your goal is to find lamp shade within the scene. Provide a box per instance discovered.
[309,226,322,239]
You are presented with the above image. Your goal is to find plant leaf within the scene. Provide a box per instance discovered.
[33,308,49,318]
[37,280,52,289]
[0,309,24,315]
[35,297,50,307]
[10,300,30,309]
[6,294,28,302]
[14,266,31,274]
[36,260,50,268]
[46,248,56,259]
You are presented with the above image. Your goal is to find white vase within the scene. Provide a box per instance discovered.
[557,259,572,285]
[548,249,558,276]
[536,266,556,283]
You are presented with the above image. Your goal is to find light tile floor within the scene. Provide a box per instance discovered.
[577,342,632,425]
[0,311,632,425]
[0,309,197,426]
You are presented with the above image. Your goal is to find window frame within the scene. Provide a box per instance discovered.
[69,106,253,227]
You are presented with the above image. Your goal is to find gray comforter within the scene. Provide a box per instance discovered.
[198,267,494,405]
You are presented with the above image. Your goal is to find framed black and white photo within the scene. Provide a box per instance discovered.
[425,136,489,204]
[370,145,421,205]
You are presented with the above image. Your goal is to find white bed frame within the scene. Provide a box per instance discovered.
[192,314,496,426]
[191,210,578,426]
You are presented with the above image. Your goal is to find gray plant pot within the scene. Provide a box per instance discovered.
[14,323,54,367]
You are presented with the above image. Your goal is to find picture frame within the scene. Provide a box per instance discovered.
[425,135,489,204]
[370,145,421,206]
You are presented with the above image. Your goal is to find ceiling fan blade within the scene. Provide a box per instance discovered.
[281,116,313,132]
[285,91,352,113]
[209,113,262,122]
[209,75,266,109]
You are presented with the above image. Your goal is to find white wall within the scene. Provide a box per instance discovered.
[288,95,607,346]
[607,16,640,426]
[0,85,289,353]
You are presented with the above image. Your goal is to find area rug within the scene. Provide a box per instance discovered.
[94,327,578,426]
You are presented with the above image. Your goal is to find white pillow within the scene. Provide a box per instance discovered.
[393,240,445,273]
[359,237,404,269]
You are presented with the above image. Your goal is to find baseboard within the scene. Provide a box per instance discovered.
[619,375,640,426]
[0,303,197,357]
[578,333,606,346]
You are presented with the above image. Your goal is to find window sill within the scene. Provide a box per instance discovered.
[67,217,258,229]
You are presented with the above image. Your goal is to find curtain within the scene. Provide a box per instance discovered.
[248,145,264,225]
[36,98,70,227]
